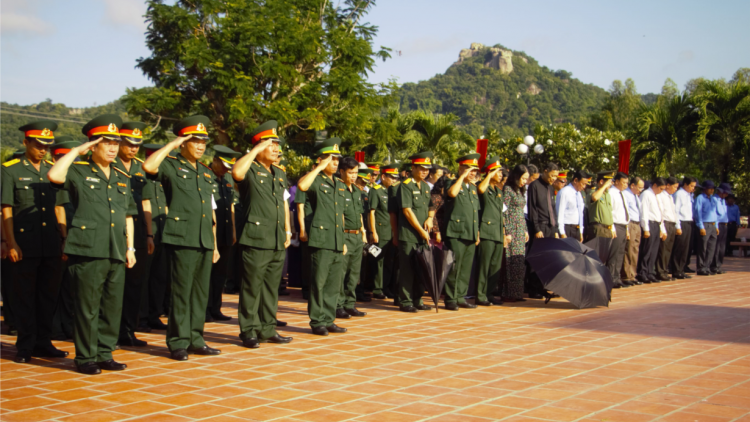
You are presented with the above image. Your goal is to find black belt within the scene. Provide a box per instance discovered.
[664,221,676,226]
[565,224,580,228]
[615,223,627,228]
[719,222,728,226]
[593,222,613,230]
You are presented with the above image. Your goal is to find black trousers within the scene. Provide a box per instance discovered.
[207,244,234,316]
[656,221,677,277]
[685,221,696,270]
[696,222,717,273]
[564,225,581,241]
[526,223,556,297]
[11,256,62,353]
[607,224,627,283]
[637,221,661,279]
[671,221,692,276]
[119,248,150,340]
[727,222,738,256]
[711,223,728,272]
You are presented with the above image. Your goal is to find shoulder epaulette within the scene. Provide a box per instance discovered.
[199,161,211,169]
[113,167,131,178]
[272,163,286,172]
[403,178,412,184]
[167,155,178,159]
[3,159,20,167]
[74,161,90,165]
[336,177,344,183]
[134,157,144,163]
[45,160,54,166]
[373,184,382,190]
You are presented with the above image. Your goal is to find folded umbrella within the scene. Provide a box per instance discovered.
[526,238,613,309]
[433,246,454,313]
[413,244,438,312]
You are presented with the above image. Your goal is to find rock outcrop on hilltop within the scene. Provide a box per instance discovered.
[455,42,514,74]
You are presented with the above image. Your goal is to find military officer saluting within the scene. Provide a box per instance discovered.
[206,145,240,322]
[368,164,399,299]
[142,115,221,361]
[396,152,435,312]
[297,138,348,336]
[476,156,509,306]
[443,153,481,310]
[231,121,293,347]
[2,120,69,363]
[47,115,138,374]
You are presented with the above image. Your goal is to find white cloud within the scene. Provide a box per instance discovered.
[0,0,55,36]
[102,0,148,31]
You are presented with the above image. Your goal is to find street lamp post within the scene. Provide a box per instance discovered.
[516,135,544,166]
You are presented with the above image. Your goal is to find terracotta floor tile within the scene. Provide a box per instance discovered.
[613,400,681,415]
[0,408,69,422]
[306,391,369,404]
[125,414,193,422]
[459,404,523,419]
[427,393,486,407]
[354,410,425,422]
[394,402,456,417]
[659,412,734,422]
[423,415,494,422]
[42,388,106,401]
[553,398,612,412]
[590,409,664,422]
[57,410,131,422]
[272,398,333,412]
[47,398,114,415]
[109,401,177,416]
[1,396,60,412]
[521,406,591,421]
[684,402,749,419]
[168,403,234,419]
[0,386,50,400]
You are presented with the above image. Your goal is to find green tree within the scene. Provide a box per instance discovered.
[406,110,475,167]
[590,79,643,133]
[122,0,392,150]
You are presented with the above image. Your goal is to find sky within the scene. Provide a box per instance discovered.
[2,0,749,108]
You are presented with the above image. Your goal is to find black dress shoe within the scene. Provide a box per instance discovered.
[117,336,147,347]
[135,324,152,333]
[345,308,367,317]
[149,319,168,330]
[335,309,351,319]
[399,305,418,313]
[631,280,643,285]
[171,349,189,361]
[709,271,717,276]
[636,275,650,284]
[356,296,372,302]
[77,362,102,375]
[684,267,696,273]
[621,279,635,286]
[528,293,544,299]
[211,313,232,321]
[311,326,329,336]
[32,347,69,358]
[14,352,31,363]
[715,270,726,275]
[613,282,622,289]
[491,298,504,305]
[697,270,711,276]
[188,346,221,355]
[97,360,127,371]
[371,293,387,299]
[445,303,459,311]
[657,274,672,281]
[326,324,347,333]
[416,304,432,311]
[476,300,492,306]
[458,302,477,309]
[243,338,259,348]
[276,320,287,327]
[260,334,293,344]
[205,313,215,323]
[278,289,290,296]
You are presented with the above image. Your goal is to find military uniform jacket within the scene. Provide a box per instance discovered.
[113,157,149,248]
[305,173,345,251]
[236,162,286,250]
[341,182,364,231]
[479,185,504,242]
[1,158,64,258]
[52,160,138,261]
[397,179,433,244]
[368,184,392,241]
[142,179,167,243]
[148,153,215,250]
[444,179,480,241]
[212,172,235,248]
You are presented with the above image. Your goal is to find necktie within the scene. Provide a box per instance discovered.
[620,191,629,222]
[547,185,556,227]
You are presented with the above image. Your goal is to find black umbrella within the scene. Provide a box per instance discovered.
[413,244,453,313]
[584,236,613,265]
[433,246,454,313]
[526,238,613,309]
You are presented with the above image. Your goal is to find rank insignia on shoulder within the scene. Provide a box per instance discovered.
[403,178,412,184]
[117,182,127,187]
[45,160,54,165]
[113,167,131,178]
[135,172,144,177]
[134,157,144,163]
[3,159,20,167]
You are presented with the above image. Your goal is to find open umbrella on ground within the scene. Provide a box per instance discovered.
[414,244,453,313]
[584,236,613,265]
[526,238,613,309]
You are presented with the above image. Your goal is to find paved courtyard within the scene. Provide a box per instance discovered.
[1,257,749,422]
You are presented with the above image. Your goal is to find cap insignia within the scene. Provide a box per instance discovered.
[197,123,206,132]
[133,128,142,136]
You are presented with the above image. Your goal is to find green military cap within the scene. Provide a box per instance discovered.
[596,170,616,181]
[366,162,382,172]
[19,120,58,145]
[249,120,279,144]
[7,150,25,161]
[456,152,481,168]
[82,114,123,141]
[408,151,434,169]
[51,136,82,155]
[212,145,241,169]
[173,115,210,140]
[482,155,502,172]
[316,137,342,157]
[381,164,400,178]
[358,167,374,180]
[400,162,412,172]
[120,121,147,145]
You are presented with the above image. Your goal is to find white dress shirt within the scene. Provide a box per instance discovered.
[609,187,630,225]
[674,187,693,223]
[639,188,666,234]
[658,190,679,229]
[555,184,584,235]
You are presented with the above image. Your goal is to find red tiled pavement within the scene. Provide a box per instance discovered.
[2,257,750,421]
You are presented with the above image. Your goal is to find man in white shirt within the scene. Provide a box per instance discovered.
[637,177,668,283]
[621,177,643,284]
[656,177,680,281]
[609,172,632,288]
[555,170,591,242]
[671,177,697,279]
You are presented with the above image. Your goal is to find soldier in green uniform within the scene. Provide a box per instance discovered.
[140,144,169,331]
[297,138,348,335]
[2,120,69,363]
[396,152,435,313]
[231,121,293,347]
[354,165,374,303]
[113,122,152,347]
[587,171,615,241]
[205,145,239,322]
[2,150,28,337]
[142,115,221,361]
[334,158,368,319]
[47,115,138,374]
[368,164,399,299]
[476,157,510,306]
[387,167,402,302]
[50,137,82,341]
[294,178,313,300]
[443,153,481,310]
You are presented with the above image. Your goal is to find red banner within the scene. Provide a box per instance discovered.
[476,139,488,169]
[355,151,365,163]
[618,140,631,174]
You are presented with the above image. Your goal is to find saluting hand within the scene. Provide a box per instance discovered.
[77,137,104,153]
[318,155,333,169]
[252,139,275,154]
[171,135,193,148]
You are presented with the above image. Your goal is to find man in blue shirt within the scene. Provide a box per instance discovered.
[711,183,731,274]
[621,177,643,284]
[694,180,719,276]
[726,193,741,257]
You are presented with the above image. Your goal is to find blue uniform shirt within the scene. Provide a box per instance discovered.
[727,204,741,225]
[715,195,728,223]
[694,193,718,229]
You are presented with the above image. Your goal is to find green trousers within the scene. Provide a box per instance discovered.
[51,260,74,339]
[308,247,344,328]
[337,233,363,310]
[371,238,394,295]
[142,242,168,325]
[119,248,150,340]
[11,256,62,353]
[165,245,213,351]
[68,255,125,365]
[476,239,504,302]
[397,241,425,307]
[238,246,285,340]
[207,244,234,316]
[444,238,477,305]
